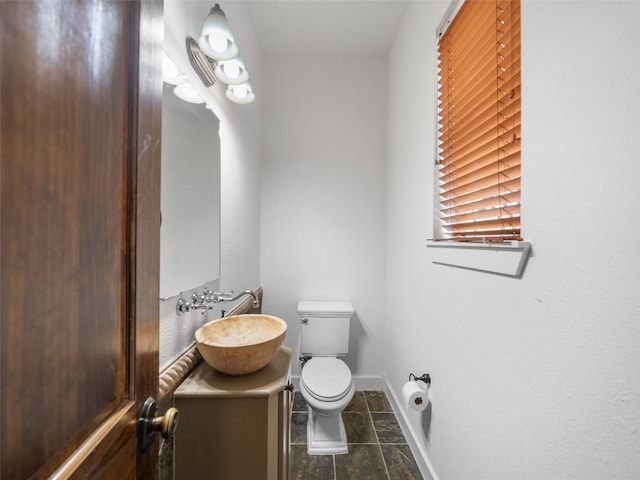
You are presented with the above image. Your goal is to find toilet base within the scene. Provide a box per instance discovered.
[306,407,349,455]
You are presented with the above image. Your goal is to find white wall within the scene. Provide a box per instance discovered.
[160,0,263,369]
[386,1,640,479]
[260,54,387,378]
[160,1,640,478]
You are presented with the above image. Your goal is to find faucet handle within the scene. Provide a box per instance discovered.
[202,289,214,302]
[176,298,191,315]
[191,292,204,305]
[212,291,233,302]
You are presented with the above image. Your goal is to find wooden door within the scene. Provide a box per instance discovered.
[0,1,162,478]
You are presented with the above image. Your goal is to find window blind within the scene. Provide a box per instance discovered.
[437,0,521,242]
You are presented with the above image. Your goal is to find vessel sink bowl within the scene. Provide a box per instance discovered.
[195,314,287,375]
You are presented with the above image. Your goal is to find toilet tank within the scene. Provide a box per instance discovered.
[298,301,354,356]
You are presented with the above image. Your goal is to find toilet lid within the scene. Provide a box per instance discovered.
[301,357,352,400]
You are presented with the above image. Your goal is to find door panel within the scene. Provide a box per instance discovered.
[0,0,162,478]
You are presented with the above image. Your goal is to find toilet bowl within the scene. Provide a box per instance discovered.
[300,357,355,455]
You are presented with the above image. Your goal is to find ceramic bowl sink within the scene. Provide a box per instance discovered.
[195,314,287,375]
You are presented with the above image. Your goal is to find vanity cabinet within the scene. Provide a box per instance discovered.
[174,346,292,480]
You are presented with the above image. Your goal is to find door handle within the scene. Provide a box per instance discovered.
[137,397,179,454]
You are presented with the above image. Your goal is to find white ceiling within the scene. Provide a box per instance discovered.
[245,0,408,55]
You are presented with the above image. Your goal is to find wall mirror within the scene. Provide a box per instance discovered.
[160,72,221,299]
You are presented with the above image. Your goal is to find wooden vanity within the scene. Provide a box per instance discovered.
[174,346,292,480]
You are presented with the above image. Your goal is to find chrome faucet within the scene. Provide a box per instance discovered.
[176,288,260,315]
[213,290,261,308]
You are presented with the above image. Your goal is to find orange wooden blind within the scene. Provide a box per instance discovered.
[437,0,521,241]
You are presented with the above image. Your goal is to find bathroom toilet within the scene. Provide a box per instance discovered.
[297,301,355,455]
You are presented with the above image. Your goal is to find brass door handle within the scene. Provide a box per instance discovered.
[152,406,179,438]
[137,397,179,454]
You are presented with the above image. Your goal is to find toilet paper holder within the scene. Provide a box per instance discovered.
[409,373,431,384]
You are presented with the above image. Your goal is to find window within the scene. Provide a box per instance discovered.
[436,0,521,242]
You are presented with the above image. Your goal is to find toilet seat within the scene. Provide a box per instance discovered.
[301,357,352,402]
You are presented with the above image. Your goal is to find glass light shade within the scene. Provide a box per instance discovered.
[162,52,184,85]
[225,82,255,104]
[198,4,239,61]
[214,57,249,85]
[174,82,205,104]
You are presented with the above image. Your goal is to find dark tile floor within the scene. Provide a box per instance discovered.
[290,390,423,480]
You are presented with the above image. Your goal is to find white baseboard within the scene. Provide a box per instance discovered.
[384,378,439,480]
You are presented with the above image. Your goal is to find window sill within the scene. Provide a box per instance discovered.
[426,240,531,277]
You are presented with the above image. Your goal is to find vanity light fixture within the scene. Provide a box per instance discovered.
[164,51,206,104]
[198,3,255,104]
[214,56,249,85]
[162,52,185,85]
[225,82,255,104]
[173,82,205,104]
[198,3,239,61]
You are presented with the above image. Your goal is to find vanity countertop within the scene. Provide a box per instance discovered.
[174,345,292,398]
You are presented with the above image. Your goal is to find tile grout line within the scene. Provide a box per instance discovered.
[365,393,392,480]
